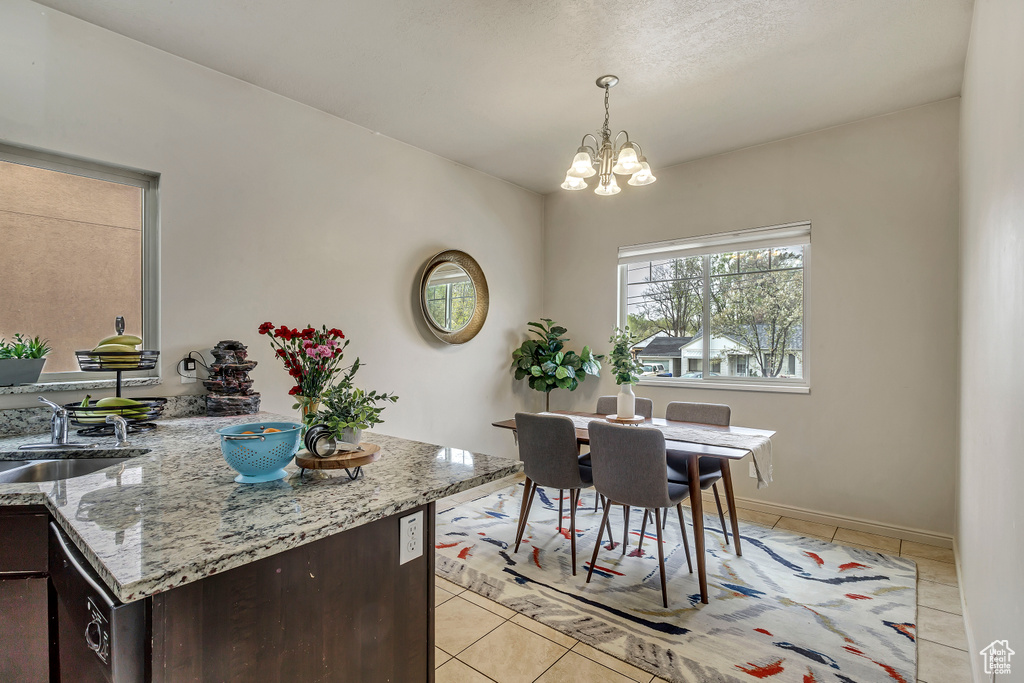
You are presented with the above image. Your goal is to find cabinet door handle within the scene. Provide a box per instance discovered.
[85,618,102,650]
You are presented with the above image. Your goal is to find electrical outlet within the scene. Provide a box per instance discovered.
[749,462,757,479]
[399,511,423,565]
[180,357,197,384]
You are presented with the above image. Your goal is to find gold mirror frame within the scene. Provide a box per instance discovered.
[419,250,489,344]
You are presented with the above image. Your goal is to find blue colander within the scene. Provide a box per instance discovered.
[216,422,303,483]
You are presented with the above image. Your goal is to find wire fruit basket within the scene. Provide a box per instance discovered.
[63,398,168,436]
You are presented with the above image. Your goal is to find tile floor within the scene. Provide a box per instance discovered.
[437,476,973,683]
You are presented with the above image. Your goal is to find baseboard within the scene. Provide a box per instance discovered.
[954,538,984,683]
[728,495,954,549]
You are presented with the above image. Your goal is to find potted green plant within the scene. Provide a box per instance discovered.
[0,334,52,387]
[608,326,644,418]
[511,318,603,412]
[308,358,398,444]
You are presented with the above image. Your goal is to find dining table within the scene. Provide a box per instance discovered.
[492,410,776,604]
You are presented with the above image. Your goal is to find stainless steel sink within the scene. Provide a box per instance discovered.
[0,458,130,484]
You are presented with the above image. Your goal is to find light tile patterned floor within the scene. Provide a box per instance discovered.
[437,476,972,683]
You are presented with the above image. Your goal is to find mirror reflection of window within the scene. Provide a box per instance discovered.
[425,263,476,332]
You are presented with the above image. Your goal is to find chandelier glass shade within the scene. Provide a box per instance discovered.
[561,75,656,194]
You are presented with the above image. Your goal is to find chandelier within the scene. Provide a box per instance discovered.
[561,75,656,195]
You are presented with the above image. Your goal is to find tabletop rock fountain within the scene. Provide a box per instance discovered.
[204,340,261,417]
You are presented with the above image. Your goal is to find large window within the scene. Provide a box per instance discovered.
[619,222,809,391]
[0,144,158,382]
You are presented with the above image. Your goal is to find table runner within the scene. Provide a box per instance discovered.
[543,412,774,488]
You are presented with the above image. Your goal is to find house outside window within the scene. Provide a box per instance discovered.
[620,222,809,392]
[0,143,159,382]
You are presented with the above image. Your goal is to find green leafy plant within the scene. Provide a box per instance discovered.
[608,326,643,385]
[0,334,52,359]
[511,318,603,411]
[309,358,398,435]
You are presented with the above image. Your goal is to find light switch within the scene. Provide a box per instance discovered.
[399,511,423,565]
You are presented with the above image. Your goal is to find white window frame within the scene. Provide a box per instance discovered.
[617,221,810,394]
[0,142,160,384]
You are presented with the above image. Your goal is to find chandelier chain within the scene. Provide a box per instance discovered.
[602,86,611,142]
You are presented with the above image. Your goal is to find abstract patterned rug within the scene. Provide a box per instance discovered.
[435,483,918,683]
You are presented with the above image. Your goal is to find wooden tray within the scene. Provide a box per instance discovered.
[604,414,646,425]
[295,443,382,470]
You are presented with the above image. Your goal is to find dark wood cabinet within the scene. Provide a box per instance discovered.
[1,502,438,683]
[0,506,51,683]
[151,503,436,683]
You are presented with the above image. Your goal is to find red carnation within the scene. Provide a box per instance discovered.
[258,322,274,335]
[328,328,344,339]
[288,385,300,395]
[274,325,291,340]
[275,349,286,358]
[302,327,316,340]
[289,368,301,378]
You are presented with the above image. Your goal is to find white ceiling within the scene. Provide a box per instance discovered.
[36,0,974,194]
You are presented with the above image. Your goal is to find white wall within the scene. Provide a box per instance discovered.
[0,1,544,459]
[545,100,960,536]
[958,0,1024,671]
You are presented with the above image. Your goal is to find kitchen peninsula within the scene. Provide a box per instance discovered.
[0,413,520,682]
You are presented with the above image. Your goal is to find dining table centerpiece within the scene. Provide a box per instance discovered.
[510,318,603,412]
[608,326,644,419]
[258,322,348,419]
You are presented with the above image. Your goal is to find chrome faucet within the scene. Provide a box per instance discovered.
[39,397,70,445]
[18,397,97,451]
[106,415,130,447]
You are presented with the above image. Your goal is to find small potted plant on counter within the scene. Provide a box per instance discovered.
[0,334,52,387]
[608,326,644,419]
[309,358,398,446]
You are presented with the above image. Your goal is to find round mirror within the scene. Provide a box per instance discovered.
[419,250,488,344]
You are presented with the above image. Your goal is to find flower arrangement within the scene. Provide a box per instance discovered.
[608,326,643,385]
[258,322,348,413]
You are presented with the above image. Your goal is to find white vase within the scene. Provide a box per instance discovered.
[616,384,636,419]
[340,427,363,445]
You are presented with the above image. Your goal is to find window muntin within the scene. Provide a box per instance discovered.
[0,144,158,382]
[620,223,808,387]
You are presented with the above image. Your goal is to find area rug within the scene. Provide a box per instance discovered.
[435,483,917,683]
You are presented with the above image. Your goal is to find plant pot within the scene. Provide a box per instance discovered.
[340,427,363,445]
[0,358,46,387]
[616,384,636,419]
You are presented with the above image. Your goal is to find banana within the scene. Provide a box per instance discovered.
[96,334,142,348]
[96,397,145,408]
[80,394,91,408]
[91,343,142,367]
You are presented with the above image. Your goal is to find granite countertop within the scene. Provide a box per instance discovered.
[0,413,520,603]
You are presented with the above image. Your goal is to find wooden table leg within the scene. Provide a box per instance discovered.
[719,459,742,557]
[688,454,708,604]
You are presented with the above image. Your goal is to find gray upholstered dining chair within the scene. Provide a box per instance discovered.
[584,396,655,513]
[585,421,692,607]
[664,401,733,545]
[513,412,606,575]
[594,395,654,418]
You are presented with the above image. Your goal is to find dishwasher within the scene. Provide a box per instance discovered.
[48,523,145,683]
